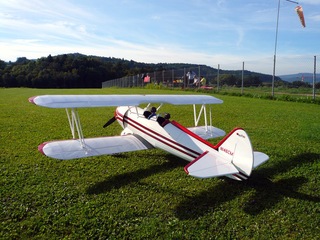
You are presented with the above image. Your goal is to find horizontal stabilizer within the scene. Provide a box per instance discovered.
[253,151,269,168]
[184,151,238,179]
[39,135,151,160]
[187,126,226,139]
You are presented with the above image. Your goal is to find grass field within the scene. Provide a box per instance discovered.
[1,88,319,239]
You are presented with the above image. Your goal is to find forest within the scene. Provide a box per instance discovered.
[0,53,315,88]
[0,54,149,88]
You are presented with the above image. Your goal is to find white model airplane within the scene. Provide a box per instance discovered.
[29,94,269,181]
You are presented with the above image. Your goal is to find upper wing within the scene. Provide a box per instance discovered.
[39,135,152,160]
[187,126,226,139]
[29,94,223,108]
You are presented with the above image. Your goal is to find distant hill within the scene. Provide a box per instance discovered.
[1,53,281,88]
[92,55,279,83]
[279,73,315,83]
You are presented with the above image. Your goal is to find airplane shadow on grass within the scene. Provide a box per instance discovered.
[175,152,320,220]
[86,153,185,195]
[86,152,319,219]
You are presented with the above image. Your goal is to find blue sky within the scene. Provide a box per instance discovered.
[1,0,319,74]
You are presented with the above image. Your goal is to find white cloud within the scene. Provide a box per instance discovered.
[0,0,318,75]
[300,0,320,5]
[309,14,320,21]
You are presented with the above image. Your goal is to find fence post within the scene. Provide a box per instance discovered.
[153,71,155,85]
[141,74,144,87]
[198,65,201,89]
[172,69,174,88]
[217,64,220,91]
[162,70,165,86]
[313,55,316,100]
[241,61,244,95]
[184,68,186,89]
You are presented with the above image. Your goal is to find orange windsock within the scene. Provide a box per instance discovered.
[295,6,306,28]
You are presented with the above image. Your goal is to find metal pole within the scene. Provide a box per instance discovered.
[217,64,220,91]
[241,61,244,95]
[272,0,281,97]
[142,74,144,87]
[172,69,174,88]
[184,68,186,89]
[313,55,316,100]
[272,0,299,97]
[198,65,201,89]
[162,70,165,86]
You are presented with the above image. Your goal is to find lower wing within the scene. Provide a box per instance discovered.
[187,126,225,139]
[38,135,152,160]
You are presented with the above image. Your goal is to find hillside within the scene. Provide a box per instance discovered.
[0,53,280,88]
[279,73,314,83]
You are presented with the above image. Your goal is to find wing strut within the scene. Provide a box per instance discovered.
[66,108,85,148]
[193,104,208,128]
[191,104,219,138]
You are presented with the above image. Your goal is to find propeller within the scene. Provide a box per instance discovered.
[103,116,116,128]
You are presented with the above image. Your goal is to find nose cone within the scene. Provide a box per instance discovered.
[115,106,130,128]
[116,106,129,119]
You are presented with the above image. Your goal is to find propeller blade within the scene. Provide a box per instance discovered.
[103,116,116,128]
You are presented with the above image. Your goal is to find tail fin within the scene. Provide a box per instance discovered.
[216,128,254,177]
[184,128,267,180]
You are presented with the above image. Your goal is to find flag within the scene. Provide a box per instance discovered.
[295,6,306,28]
[144,75,150,83]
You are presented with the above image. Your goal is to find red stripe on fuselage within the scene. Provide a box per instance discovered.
[116,110,202,159]
[124,116,200,158]
[170,121,217,150]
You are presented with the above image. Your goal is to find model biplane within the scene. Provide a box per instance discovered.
[29,94,269,181]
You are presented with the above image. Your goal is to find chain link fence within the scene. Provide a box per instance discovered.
[102,55,319,99]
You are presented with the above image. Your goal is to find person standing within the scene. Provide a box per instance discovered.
[200,76,206,86]
[186,70,196,86]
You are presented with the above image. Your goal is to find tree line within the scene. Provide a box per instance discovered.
[1,54,117,88]
[0,54,202,88]
[0,54,161,88]
[0,53,317,89]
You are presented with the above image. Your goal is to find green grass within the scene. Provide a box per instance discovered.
[198,86,320,104]
[1,88,319,239]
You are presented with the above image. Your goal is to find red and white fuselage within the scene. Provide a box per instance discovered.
[115,106,268,181]
[116,106,218,161]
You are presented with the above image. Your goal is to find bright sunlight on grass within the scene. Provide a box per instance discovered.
[0,88,319,239]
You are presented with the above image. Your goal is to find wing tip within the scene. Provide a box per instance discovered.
[28,96,37,104]
[184,165,190,175]
[38,142,48,155]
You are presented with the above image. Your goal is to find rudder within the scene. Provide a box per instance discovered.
[216,128,254,177]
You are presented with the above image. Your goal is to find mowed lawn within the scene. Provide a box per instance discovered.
[0,88,319,239]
